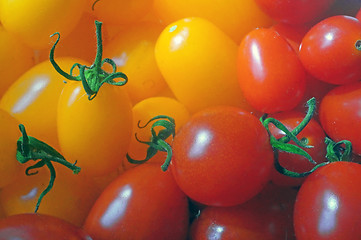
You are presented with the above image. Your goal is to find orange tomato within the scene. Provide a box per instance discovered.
[0,0,86,49]
[0,166,101,227]
[0,109,24,188]
[0,58,89,150]
[155,17,253,113]
[124,96,190,170]
[104,22,167,104]
[153,0,273,43]
[0,26,35,98]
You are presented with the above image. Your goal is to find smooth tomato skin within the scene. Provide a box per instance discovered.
[237,28,306,113]
[254,0,335,25]
[123,97,190,170]
[294,162,361,239]
[268,111,327,186]
[0,0,86,49]
[189,184,297,240]
[153,0,272,43]
[0,167,101,227]
[0,58,89,150]
[104,22,167,104]
[57,82,133,177]
[0,109,23,188]
[171,106,274,207]
[299,15,361,85]
[83,163,189,240]
[319,82,361,155]
[155,17,253,114]
[0,213,91,240]
[0,26,35,98]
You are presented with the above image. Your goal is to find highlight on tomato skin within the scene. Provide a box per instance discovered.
[0,213,92,240]
[170,106,274,207]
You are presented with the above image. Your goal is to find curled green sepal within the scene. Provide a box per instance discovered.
[16,124,81,213]
[126,115,175,171]
[261,97,316,165]
[325,137,352,162]
[49,20,128,100]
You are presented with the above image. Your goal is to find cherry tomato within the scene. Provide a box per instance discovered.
[37,12,98,64]
[237,28,306,113]
[88,0,154,25]
[268,111,327,186]
[254,0,335,25]
[190,183,297,240]
[104,22,167,104]
[57,82,133,177]
[319,81,361,155]
[155,17,253,114]
[299,15,361,85]
[0,109,24,188]
[0,213,91,240]
[153,0,272,44]
[0,0,86,49]
[0,26,35,98]
[294,161,361,239]
[0,58,89,150]
[83,163,189,239]
[0,166,101,227]
[171,106,274,207]
[124,96,190,170]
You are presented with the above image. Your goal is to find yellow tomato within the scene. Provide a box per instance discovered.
[0,109,24,188]
[0,26,35,98]
[0,58,89,150]
[124,96,190,170]
[104,22,167,104]
[88,0,154,25]
[57,82,133,176]
[0,0,86,49]
[155,17,253,114]
[153,0,273,43]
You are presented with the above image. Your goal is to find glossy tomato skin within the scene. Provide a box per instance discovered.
[153,0,272,43]
[57,82,133,177]
[171,106,274,207]
[254,0,335,24]
[0,58,89,151]
[0,213,91,240]
[294,162,361,239]
[268,111,327,186]
[237,28,306,113]
[83,163,189,240]
[299,15,361,85]
[190,183,297,240]
[155,17,253,114]
[319,82,361,155]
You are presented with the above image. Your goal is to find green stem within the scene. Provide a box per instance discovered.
[49,20,127,100]
[16,124,80,212]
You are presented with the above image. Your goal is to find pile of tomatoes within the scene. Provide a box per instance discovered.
[1,0,361,239]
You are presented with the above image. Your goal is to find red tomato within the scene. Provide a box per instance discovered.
[319,81,361,156]
[190,183,297,240]
[83,163,189,240]
[237,28,306,113]
[268,111,327,186]
[171,106,274,207]
[0,213,91,240]
[299,15,361,85]
[254,0,335,24]
[294,162,361,239]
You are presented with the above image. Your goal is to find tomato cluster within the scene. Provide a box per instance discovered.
[0,0,361,239]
